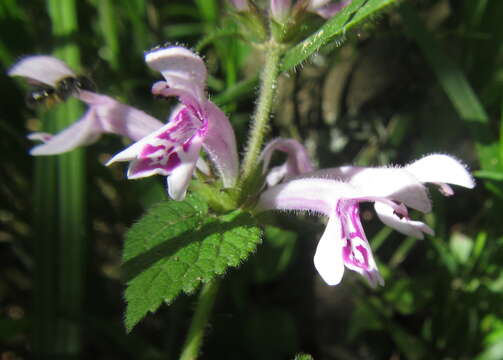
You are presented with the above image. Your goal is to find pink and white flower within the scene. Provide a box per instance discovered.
[8,55,163,155]
[107,47,239,201]
[257,154,475,287]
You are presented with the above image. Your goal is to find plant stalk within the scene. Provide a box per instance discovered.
[179,280,220,360]
[241,41,283,180]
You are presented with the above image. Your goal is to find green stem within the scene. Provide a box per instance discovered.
[179,280,220,360]
[241,41,283,180]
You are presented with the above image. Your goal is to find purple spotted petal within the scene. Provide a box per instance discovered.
[107,105,205,200]
[313,200,383,287]
[338,201,383,287]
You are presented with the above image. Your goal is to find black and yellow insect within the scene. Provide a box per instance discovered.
[25,75,95,109]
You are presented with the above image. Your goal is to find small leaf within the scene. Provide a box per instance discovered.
[281,0,400,72]
[122,194,262,331]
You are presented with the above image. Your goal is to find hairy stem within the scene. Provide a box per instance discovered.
[179,280,220,360]
[241,41,283,180]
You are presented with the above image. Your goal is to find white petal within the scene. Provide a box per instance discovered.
[167,161,198,201]
[406,154,475,189]
[145,46,207,102]
[27,132,52,142]
[257,178,359,216]
[266,164,289,187]
[308,0,331,9]
[374,202,434,239]
[201,101,239,188]
[79,91,163,141]
[308,166,432,213]
[9,55,75,86]
[106,118,183,165]
[30,109,102,155]
[313,216,345,286]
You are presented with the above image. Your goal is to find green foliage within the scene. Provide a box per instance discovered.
[400,3,488,124]
[122,194,261,331]
[294,353,314,360]
[281,0,400,72]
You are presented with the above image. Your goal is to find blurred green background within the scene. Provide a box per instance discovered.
[1,0,503,359]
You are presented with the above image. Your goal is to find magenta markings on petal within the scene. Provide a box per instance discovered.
[257,153,474,287]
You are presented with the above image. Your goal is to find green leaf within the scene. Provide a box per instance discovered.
[122,194,262,331]
[281,0,400,72]
[474,170,503,181]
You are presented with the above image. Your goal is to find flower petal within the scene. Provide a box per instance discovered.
[313,215,346,286]
[312,0,351,18]
[145,46,207,103]
[308,0,331,8]
[338,201,384,287]
[374,202,434,239]
[30,109,102,155]
[107,106,201,165]
[306,166,432,213]
[151,81,202,111]
[8,55,75,86]
[257,178,359,215]
[230,0,250,11]
[78,91,163,141]
[271,0,292,22]
[27,132,53,142]
[406,154,475,190]
[166,142,202,201]
[261,138,314,186]
[265,164,289,187]
[201,101,239,187]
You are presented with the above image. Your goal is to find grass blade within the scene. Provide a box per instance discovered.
[400,3,488,123]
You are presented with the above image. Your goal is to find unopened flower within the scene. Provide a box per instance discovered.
[8,55,163,155]
[257,154,475,287]
[270,0,292,22]
[229,0,250,11]
[271,0,351,21]
[261,138,313,186]
[308,0,352,18]
[107,46,239,201]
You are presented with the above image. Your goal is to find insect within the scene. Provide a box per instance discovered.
[25,75,95,109]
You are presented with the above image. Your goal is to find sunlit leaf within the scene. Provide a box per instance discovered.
[122,194,261,331]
